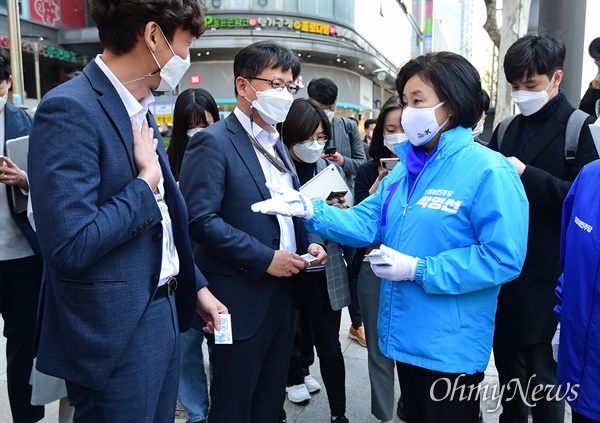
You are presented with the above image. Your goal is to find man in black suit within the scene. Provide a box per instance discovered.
[488,33,598,423]
[179,41,326,423]
[362,118,377,159]
[0,47,45,423]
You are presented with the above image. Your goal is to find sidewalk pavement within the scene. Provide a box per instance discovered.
[1,312,570,423]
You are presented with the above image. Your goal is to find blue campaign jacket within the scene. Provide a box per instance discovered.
[555,160,600,420]
[305,126,528,374]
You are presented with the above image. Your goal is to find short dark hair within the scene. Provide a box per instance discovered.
[168,88,220,180]
[278,98,331,148]
[503,33,566,84]
[395,51,482,130]
[89,0,206,56]
[369,95,402,163]
[0,47,11,82]
[364,119,377,129]
[233,41,301,97]
[307,78,338,106]
[481,89,490,113]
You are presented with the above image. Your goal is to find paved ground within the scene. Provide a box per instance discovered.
[1,312,571,422]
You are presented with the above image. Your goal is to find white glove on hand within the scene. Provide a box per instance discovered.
[370,244,419,281]
[551,323,560,362]
[251,182,314,219]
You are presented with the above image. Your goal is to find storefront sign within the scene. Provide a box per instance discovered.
[204,14,336,36]
[31,0,61,27]
[189,75,202,84]
[0,36,77,63]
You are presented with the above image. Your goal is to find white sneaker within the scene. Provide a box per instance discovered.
[304,375,321,393]
[286,384,311,403]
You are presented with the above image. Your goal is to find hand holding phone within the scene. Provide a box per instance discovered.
[326,190,348,201]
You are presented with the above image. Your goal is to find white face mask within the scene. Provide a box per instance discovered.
[292,142,324,163]
[367,131,373,139]
[324,109,336,122]
[472,119,485,138]
[246,82,294,125]
[187,127,204,138]
[0,93,7,110]
[512,74,556,116]
[401,102,449,147]
[383,132,408,152]
[148,27,191,92]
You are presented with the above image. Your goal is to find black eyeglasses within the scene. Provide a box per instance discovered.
[245,77,300,95]
[301,135,328,147]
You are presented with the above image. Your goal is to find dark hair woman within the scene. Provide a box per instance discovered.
[167,88,219,180]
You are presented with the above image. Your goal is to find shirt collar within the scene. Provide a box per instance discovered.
[233,107,279,149]
[95,54,155,123]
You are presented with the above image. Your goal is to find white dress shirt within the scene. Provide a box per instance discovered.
[233,107,297,252]
[96,55,178,286]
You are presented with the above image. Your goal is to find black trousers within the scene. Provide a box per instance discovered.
[0,256,44,423]
[573,411,600,423]
[343,246,362,326]
[396,361,483,423]
[287,281,346,417]
[208,284,295,423]
[493,341,564,423]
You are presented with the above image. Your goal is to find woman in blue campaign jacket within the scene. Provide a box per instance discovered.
[252,52,528,423]
[554,160,600,423]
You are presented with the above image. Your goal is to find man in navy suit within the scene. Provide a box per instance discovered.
[28,1,226,421]
[0,47,45,423]
[179,41,327,423]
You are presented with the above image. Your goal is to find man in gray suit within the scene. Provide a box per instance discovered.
[307,78,367,191]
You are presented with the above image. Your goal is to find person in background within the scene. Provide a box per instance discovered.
[308,78,367,348]
[252,51,529,423]
[159,121,173,138]
[353,95,405,423]
[579,37,600,117]
[488,33,598,423]
[473,89,490,145]
[178,40,326,423]
[167,87,220,423]
[362,118,377,159]
[278,98,351,423]
[168,87,219,180]
[0,46,45,423]
[27,1,226,420]
[553,158,600,423]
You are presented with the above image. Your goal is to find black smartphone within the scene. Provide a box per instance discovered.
[303,264,326,272]
[324,146,336,155]
[326,190,348,201]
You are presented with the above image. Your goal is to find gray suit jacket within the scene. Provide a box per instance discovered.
[331,117,367,190]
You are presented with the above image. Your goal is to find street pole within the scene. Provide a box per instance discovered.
[28,37,43,103]
[6,0,25,106]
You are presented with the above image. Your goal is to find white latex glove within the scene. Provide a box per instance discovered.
[251,182,314,219]
[370,244,419,281]
[552,323,560,362]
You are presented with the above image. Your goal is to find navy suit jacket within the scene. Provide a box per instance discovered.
[179,112,318,340]
[3,103,41,258]
[28,59,206,389]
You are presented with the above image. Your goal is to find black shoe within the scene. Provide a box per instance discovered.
[278,409,288,423]
[396,396,406,421]
[331,415,349,423]
[479,408,483,423]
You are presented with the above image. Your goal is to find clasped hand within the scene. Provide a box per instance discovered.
[251,182,314,219]
[370,245,419,281]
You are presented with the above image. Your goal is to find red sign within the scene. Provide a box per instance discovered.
[189,75,202,85]
[30,0,61,27]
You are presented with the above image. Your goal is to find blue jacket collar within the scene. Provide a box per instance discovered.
[395,126,474,163]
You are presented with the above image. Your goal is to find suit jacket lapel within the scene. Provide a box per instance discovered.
[523,98,573,163]
[226,114,271,200]
[84,60,137,176]
[274,140,300,189]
